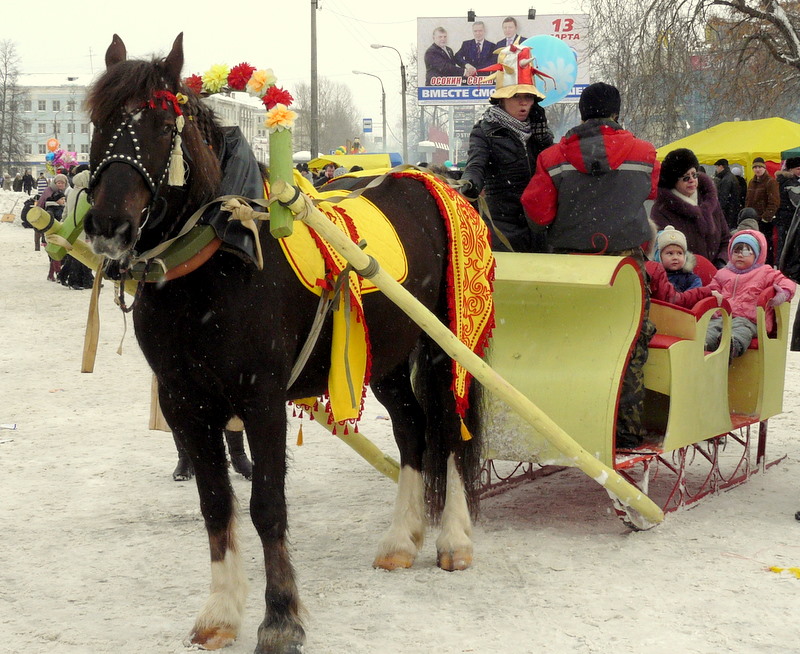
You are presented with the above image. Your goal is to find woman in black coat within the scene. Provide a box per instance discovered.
[461,82,553,252]
[650,148,730,268]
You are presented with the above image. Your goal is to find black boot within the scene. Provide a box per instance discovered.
[225,429,252,480]
[172,433,194,482]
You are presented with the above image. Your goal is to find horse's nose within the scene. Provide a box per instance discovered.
[84,208,134,252]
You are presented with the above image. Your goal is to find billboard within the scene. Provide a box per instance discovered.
[416,14,589,106]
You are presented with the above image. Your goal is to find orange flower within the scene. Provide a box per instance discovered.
[247,68,277,97]
[265,104,297,132]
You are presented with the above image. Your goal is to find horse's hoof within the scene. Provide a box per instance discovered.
[172,457,194,482]
[437,549,472,572]
[188,626,237,650]
[373,551,415,570]
[795,510,800,521]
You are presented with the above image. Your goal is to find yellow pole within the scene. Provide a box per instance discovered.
[304,402,400,482]
[269,180,664,527]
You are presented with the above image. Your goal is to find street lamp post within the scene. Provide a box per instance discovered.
[353,70,386,153]
[371,43,407,164]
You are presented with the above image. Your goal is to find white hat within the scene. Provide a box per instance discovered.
[655,225,688,258]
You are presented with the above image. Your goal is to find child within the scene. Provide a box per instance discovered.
[734,207,760,234]
[705,230,796,359]
[653,225,702,291]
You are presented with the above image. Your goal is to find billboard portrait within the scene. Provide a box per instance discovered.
[417,14,589,106]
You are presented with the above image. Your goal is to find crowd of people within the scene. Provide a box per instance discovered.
[458,78,800,450]
[6,165,96,290]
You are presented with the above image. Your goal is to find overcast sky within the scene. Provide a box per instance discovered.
[3,0,583,147]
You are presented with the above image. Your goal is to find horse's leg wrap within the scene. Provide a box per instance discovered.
[189,514,248,649]
[435,454,473,571]
[373,465,426,570]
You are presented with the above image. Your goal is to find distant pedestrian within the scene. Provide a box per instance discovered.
[22,169,35,195]
[745,156,780,266]
[36,172,48,196]
[713,158,741,229]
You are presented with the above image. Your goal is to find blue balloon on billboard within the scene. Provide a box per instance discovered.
[521,35,578,107]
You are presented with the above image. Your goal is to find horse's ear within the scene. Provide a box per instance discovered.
[163,33,184,87]
[105,34,127,69]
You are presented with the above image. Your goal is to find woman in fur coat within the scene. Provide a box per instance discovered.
[650,148,730,268]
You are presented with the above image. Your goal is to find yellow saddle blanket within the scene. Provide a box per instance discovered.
[279,176,408,294]
[277,170,494,425]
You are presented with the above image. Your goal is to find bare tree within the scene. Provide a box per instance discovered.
[584,0,800,144]
[645,1,800,72]
[291,77,361,155]
[0,40,26,173]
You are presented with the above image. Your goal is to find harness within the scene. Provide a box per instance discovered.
[88,90,186,251]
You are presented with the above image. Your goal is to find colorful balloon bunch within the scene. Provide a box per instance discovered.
[44,139,78,174]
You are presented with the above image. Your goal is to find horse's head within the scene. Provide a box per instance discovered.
[84,33,221,263]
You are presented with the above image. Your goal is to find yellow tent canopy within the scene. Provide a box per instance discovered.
[656,117,800,171]
[307,153,402,171]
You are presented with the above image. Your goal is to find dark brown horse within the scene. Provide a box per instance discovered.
[84,34,485,654]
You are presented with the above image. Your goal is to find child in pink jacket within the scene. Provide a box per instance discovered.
[705,230,795,359]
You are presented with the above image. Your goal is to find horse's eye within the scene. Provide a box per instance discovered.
[163,124,174,135]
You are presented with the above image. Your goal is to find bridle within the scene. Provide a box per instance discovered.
[88,90,186,250]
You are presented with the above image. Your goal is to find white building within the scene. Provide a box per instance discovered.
[16,73,94,173]
[201,92,270,163]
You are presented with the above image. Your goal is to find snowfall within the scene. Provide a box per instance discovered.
[2,187,800,654]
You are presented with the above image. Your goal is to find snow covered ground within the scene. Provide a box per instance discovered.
[2,188,800,654]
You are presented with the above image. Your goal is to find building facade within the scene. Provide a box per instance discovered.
[16,74,93,174]
[201,92,269,163]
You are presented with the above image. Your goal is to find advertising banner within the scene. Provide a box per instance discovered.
[417,14,589,106]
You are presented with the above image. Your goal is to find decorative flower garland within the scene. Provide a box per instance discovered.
[184,62,297,133]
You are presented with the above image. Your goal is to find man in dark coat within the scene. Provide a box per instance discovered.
[425,27,472,85]
[775,156,800,264]
[713,158,741,229]
[22,169,35,195]
[522,83,659,450]
[745,156,780,265]
[455,21,497,72]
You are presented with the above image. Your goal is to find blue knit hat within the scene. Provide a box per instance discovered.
[731,232,760,257]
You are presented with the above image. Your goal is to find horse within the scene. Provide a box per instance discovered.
[84,33,486,654]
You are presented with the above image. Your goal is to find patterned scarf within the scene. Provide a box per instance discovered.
[485,105,533,145]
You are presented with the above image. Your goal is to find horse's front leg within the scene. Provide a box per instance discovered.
[171,423,248,650]
[244,401,306,654]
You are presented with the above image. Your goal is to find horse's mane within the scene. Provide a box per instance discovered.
[87,58,223,206]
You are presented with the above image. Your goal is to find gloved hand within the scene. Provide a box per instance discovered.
[769,283,790,306]
[460,179,480,200]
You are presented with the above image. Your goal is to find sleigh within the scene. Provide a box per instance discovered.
[479,252,790,526]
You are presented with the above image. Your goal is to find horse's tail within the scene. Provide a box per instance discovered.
[415,333,485,523]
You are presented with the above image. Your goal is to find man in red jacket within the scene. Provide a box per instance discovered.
[521,83,660,449]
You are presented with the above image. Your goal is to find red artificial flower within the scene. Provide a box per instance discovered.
[228,63,256,91]
[184,74,203,95]
[263,86,294,110]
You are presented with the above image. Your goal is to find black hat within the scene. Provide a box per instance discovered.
[786,157,800,169]
[753,157,766,167]
[578,82,621,121]
[659,148,701,188]
[714,158,728,167]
